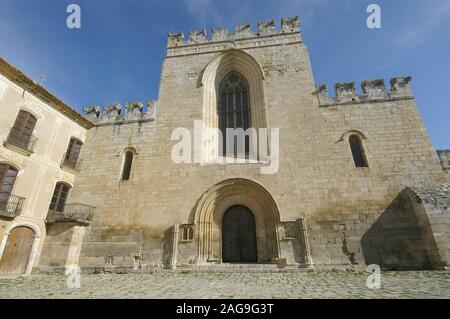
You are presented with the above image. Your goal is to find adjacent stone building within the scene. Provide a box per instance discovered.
[0,58,93,275]
[0,17,449,275]
[437,150,450,182]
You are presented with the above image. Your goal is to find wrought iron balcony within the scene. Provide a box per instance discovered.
[46,203,95,225]
[61,152,83,172]
[0,192,25,219]
[4,127,38,155]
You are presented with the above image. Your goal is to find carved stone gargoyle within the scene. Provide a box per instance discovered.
[167,32,185,47]
[390,76,413,98]
[258,20,276,35]
[211,28,229,42]
[102,103,121,120]
[235,23,253,38]
[390,76,412,90]
[125,102,144,120]
[83,106,100,120]
[188,30,207,43]
[281,16,300,33]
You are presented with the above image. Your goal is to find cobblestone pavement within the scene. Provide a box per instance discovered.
[0,271,448,299]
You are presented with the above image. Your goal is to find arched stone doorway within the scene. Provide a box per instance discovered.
[194,178,281,264]
[222,205,257,263]
[0,226,35,275]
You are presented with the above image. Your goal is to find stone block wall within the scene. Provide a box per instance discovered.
[409,184,450,268]
[38,224,75,268]
[63,17,448,271]
[437,150,450,182]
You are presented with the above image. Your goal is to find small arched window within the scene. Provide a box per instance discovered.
[49,182,71,212]
[121,151,134,181]
[349,135,368,168]
[218,71,251,157]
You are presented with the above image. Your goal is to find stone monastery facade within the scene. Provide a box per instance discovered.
[0,17,449,275]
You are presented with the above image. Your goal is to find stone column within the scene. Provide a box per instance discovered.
[298,218,313,268]
[65,226,87,267]
[169,225,179,270]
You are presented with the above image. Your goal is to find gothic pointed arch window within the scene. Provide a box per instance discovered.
[218,71,251,157]
[349,135,368,168]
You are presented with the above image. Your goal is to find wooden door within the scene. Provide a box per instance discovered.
[0,227,34,275]
[222,205,257,263]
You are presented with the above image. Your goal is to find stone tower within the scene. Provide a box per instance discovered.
[36,17,449,272]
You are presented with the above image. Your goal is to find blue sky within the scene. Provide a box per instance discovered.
[0,0,449,149]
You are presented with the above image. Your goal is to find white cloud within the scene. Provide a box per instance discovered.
[183,0,219,25]
[396,2,450,47]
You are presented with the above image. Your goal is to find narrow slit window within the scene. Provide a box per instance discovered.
[122,151,134,181]
[349,135,368,168]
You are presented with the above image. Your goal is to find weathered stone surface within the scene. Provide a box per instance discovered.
[437,150,450,182]
[1,271,449,299]
[61,16,448,273]
[1,17,448,276]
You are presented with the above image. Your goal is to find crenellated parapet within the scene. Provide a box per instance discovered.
[314,77,414,107]
[83,106,101,122]
[167,17,301,57]
[437,150,450,171]
[102,103,122,121]
[390,76,413,98]
[83,100,157,125]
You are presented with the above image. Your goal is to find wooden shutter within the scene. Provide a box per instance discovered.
[13,111,37,138]
[49,183,70,212]
[0,164,18,194]
[65,139,82,162]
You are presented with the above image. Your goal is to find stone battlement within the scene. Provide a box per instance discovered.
[437,150,450,170]
[313,77,413,106]
[83,100,157,125]
[167,17,301,57]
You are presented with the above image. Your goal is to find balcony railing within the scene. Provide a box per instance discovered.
[61,152,83,172]
[0,192,25,219]
[46,203,95,225]
[4,127,38,155]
